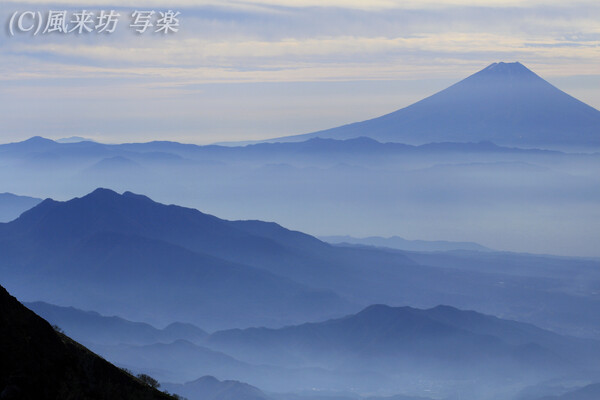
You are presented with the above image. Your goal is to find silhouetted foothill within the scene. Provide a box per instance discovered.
[0,384,22,400]
[0,284,174,400]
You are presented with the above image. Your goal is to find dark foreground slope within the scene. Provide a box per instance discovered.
[0,284,173,400]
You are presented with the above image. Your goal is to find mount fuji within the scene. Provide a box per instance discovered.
[275,62,600,149]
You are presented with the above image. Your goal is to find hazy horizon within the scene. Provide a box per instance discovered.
[1,1,600,144]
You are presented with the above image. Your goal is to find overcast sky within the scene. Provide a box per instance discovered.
[1,0,599,144]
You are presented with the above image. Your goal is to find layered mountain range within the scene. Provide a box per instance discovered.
[23,299,600,398]
[1,61,599,400]
[1,188,599,398]
[1,188,599,337]
[1,128,598,258]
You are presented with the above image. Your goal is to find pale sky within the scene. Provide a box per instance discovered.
[1,0,599,143]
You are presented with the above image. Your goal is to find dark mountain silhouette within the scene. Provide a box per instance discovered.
[0,284,174,400]
[163,376,271,400]
[0,193,41,222]
[0,188,353,329]
[0,188,413,311]
[208,304,600,377]
[274,62,600,148]
[26,301,208,345]
[3,187,330,262]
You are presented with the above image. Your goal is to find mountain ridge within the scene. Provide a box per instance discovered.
[25,301,209,346]
[2,188,600,340]
[207,303,599,375]
[0,188,355,329]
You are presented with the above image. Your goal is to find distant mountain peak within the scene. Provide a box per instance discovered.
[56,136,95,143]
[482,61,531,74]
[14,188,144,229]
[79,188,153,203]
[466,61,543,84]
[68,189,157,211]
[272,61,600,149]
[89,187,118,195]
[4,136,58,151]
[84,187,123,201]
[24,136,56,144]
